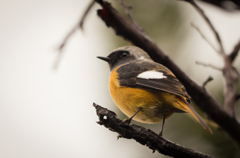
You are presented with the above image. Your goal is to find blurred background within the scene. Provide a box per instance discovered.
[0,0,240,157]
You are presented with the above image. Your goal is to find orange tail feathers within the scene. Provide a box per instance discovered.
[177,98,213,134]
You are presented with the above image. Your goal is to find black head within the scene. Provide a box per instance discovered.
[97,46,152,71]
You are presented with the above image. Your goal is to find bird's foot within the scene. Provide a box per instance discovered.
[123,118,132,125]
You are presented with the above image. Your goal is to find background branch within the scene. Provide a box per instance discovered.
[202,76,213,88]
[185,0,240,120]
[222,54,238,117]
[118,0,144,32]
[228,40,240,63]
[54,0,96,69]
[94,0,240,146]
[197,0,240,11]
[191,23,219,54]
[79,0,96,30]
[183,1,239,118]
[196,61,222,71]
[93,103,213,158]
[182,0,225,54]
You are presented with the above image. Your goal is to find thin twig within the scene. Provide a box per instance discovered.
[228,39,240,63]
[191,23,219,54]
[202,76,213,88]
[196,61,222,71]
[222,55,239,117]
[236,94,240,101]
[58,0,95,52]
[118,0,144,32]
[231,66,240,79]
[58,25,79,53]
[183,0,225,54]
[183,0,239,117]
[198,0,240,11]
[54,0,95,69]
[53,22,80,69]
[80,0,96,30]
[93,103,213,158]
[53,50,65,70]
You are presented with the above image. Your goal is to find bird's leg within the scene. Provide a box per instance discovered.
[123,107,142,125]
[159,115,166,137]
[117,107,142,139]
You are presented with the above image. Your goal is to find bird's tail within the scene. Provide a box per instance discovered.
[177,98,213,134]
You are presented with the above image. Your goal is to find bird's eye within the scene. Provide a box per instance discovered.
[121,52,128,58]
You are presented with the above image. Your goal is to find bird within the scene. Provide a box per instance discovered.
[97,46,212,136]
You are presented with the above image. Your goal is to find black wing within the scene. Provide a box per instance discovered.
[117,61,190,100]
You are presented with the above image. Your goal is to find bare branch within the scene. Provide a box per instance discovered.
[53,50,65,70]
[117,0,144,32]
[80,0,96,30]
[95,0,240,146]
[58,0,95,52]
[191,23,219,54]
[236,94,240,101]
[196,61,222,71]
[202,76,213,88]
[232,66,240,79]
[58,24,79,53]
[54,23,79,69]
[228,39,240,63]
[53,1,96,69]
[183,0,225,54]
[184,0,239,118]
[197,0,240,11]
[93,103,213,158]
[222,55,238,117]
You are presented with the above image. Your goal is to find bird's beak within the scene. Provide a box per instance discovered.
[97,56,110,62]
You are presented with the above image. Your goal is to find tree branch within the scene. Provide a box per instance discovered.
[94,0,240,146]
[236,94,240,101]
[53,0,96,69]
[202,76,213,88]
[93,103,213,158]
[228,39,240,63]
[184,0,240,125]
[191,23,219,54]
[59,0,95,50]
[196,61,222,71]
[187,1,239,117]
[80,0,96,30]
[117,0,144,32]
[182,0,225,54]
[222,54,238,117]
[197,0,240,11]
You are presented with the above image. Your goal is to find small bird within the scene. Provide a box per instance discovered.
[97,46,212,136]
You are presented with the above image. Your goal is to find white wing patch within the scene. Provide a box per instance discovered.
[137,70,167,79]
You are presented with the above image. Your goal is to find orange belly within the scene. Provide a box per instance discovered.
[109,68,176,124]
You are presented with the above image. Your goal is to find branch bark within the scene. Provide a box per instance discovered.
[195,61,222,71]
[197,0,240,10]
[228,40,240,63]
[185,0,239,118]
[202,76,213,88]
[94,0,240,146]
[223,53,238,117]
[183,0,225,54]
[93,103,213,158]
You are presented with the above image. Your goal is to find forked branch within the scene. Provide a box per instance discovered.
[182,0,225,54]
[184,0,239,118]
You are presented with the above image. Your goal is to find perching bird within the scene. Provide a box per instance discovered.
[97,46,212,136]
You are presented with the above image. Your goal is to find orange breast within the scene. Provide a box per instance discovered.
[109,68,176,124]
